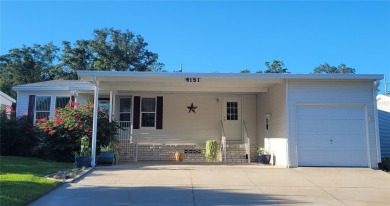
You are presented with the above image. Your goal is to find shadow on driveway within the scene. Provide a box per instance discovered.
[31,184,305,206]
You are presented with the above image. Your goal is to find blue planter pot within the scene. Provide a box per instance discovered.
[75,156,91,168]
[257,154,271,164]
[98,152,116,165]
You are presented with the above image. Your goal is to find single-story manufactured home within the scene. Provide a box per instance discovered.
[377,94,390,158]
[13,71,383,168]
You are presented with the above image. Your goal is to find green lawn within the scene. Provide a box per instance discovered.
[0,156,73,206]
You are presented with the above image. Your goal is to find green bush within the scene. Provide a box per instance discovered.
[381,157,390,172]
[205,140,217,161]
[0,106,38,156]
[36,101,120,162]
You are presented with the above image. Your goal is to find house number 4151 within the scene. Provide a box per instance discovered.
[186,77,200,83]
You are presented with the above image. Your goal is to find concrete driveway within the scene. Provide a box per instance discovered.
[30,163,390,206]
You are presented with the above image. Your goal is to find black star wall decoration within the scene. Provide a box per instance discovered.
[187,103,198,114]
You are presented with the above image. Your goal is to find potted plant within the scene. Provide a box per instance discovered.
[255,145,271,164]
[98,137,119,165]
[75,136,91,168]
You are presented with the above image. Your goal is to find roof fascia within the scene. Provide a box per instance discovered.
[13,86,95,91]
[77,70,383,80]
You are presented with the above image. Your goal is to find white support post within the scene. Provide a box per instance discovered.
[109,90,113,123]
[91,80,99,167]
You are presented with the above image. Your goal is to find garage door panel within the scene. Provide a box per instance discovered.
[298,120,365,135]
[298,135,331,149]
[297,106,368,167]
[332,135,366,149]
[331,151,368,167]
[297,106,365,120]
[298,150,333,166]
[298,120,333,134]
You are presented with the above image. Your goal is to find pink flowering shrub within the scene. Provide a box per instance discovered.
[36,101,120,162]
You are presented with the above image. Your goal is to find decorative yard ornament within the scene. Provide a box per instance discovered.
[187,103,198,114]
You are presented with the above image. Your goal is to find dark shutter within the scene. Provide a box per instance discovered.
[133,96,140,129]
[27,95,35,124]
[156,96,163,129]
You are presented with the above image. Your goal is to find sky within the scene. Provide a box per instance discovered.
[1,1,390,93]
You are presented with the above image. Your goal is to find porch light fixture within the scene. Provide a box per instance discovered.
[266,113,271,120]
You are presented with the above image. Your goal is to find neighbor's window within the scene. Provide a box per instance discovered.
[55,96,70,108]
[141,97,156,128]
[35,96,51,121]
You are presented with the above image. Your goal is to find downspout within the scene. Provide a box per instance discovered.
[91,77,99,167]
[285,79,291,168]
[373,80,381,166]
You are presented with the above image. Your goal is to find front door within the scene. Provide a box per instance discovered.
[222,98,242,141]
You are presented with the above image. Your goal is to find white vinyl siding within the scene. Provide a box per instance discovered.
[16,93,29,117]
[257,82,287,166]
[131,93,256,145]
[287,80,378,168]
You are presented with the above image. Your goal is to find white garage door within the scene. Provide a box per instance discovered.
[297,105,368,167]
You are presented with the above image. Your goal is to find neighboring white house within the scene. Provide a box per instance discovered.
[1,91,16,107]
[13,72,383,168]
[0,91,16,114]
[377,94,390,158]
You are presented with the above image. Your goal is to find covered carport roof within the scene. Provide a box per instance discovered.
[77,71,383,94]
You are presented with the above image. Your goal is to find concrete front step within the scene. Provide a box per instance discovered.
[225,144,248,163]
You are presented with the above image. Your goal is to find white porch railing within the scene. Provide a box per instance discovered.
[115,121,138,162]
[221,120,227,163]
[243,120,251,163]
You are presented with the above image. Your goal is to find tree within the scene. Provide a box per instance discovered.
[313,63,355,74]
[60,28,164,76]
[240,69,250,73]
[0,43,59,98]
[0,28,165,96]
[258,60,289,73]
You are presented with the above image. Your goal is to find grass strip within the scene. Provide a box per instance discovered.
[0,156,73,206]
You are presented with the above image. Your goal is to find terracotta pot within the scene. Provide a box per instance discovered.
[175,152,183,161]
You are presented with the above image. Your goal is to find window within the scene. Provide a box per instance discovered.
[98,99,110,114]
[141,97,156,128]
[119,98,131,127]
[56,96,70,108]
[226,102,238,120]
[35,96,51,121]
